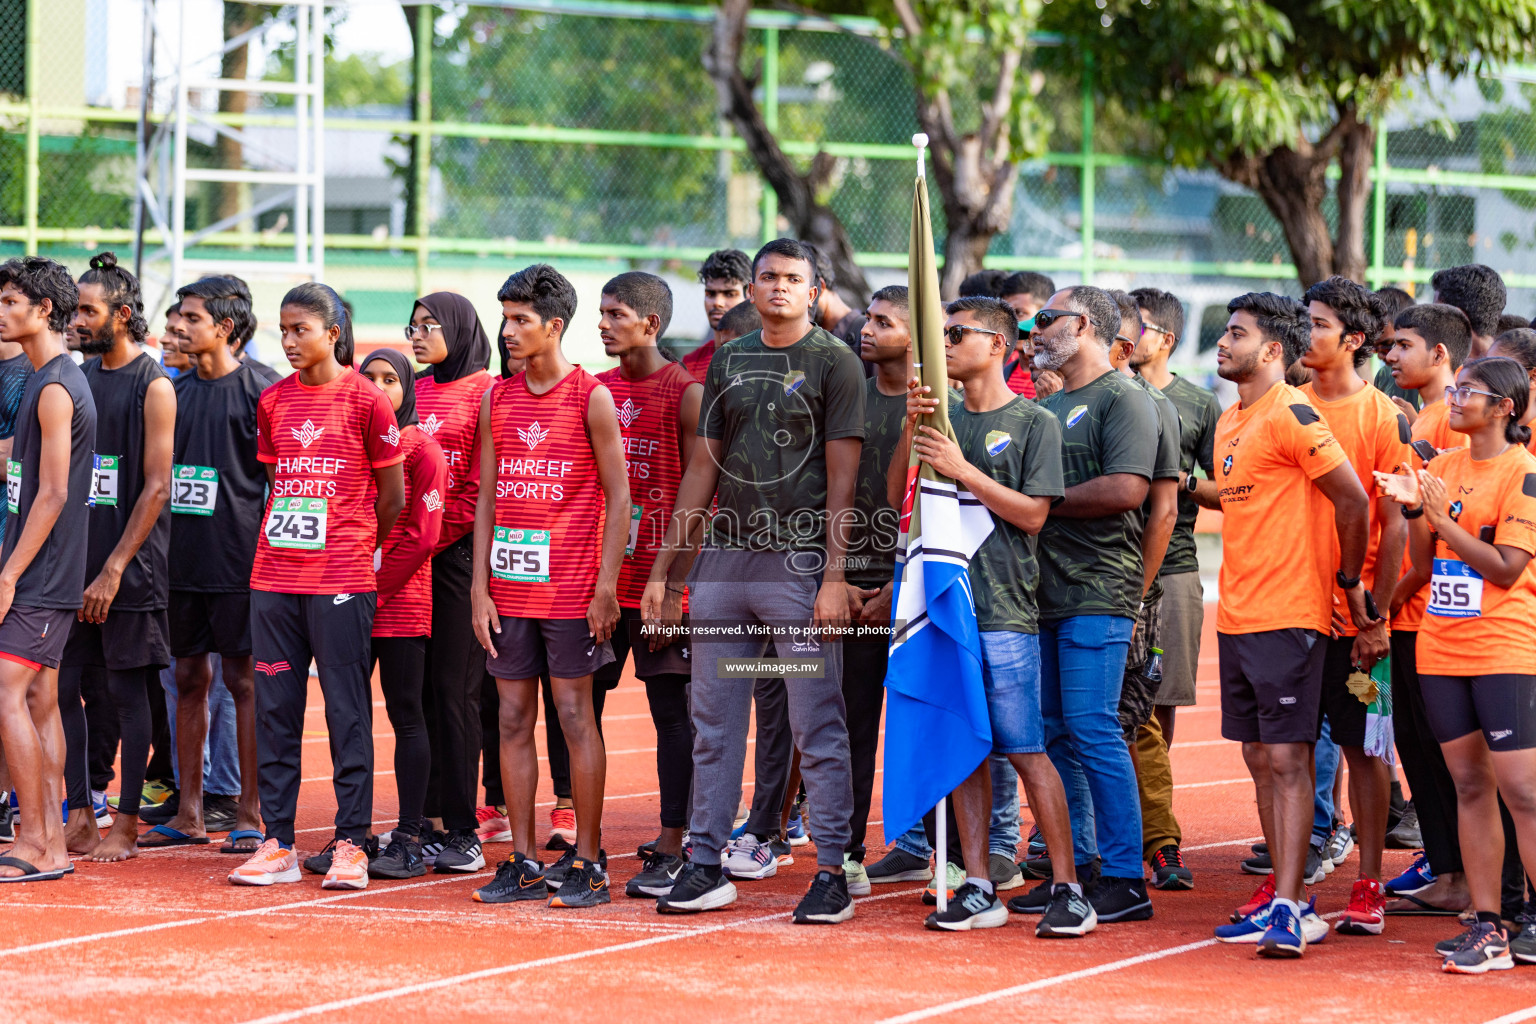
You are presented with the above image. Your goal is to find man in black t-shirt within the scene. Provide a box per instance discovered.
[0,256,97,882]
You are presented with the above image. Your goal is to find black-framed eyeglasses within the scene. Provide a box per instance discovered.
[1445,384,1503,405]
[404,323,444,341]
[944,324,1004,347]
[1031,308,1088,331]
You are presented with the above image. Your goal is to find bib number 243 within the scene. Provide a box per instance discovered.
[491,526,550,582]
[265,496,327,550]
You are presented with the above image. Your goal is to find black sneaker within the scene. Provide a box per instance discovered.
[370,834,426,879]
[545,846,608,890]
[626,851,685,899]
[1241,851,1272,874]
[434,828,485,874]
[768,834,794,866]
[203,793,239,834]
[1018,854,1052,881]
[1386,803,1423,849]
[864,846,932,884]
[550,857,612,908]
[1436,921,1481,957]
[657,862,737,913]
[420,829,449,868]
[1026,824,1046,858]
[1036,883,1097,938]
[924,881,1008,931]
[140,793,181,825]
[1007,860,1100,914]
[304,835,378,875]
[472,853,547,903]
[989,853,1024,891]
[1442,921,1513,974]
[792,870,854,925]
[0,801,14,843]
[1510,911,1536,964]
[1150,844,1193,891]
[1089,875,1153,922]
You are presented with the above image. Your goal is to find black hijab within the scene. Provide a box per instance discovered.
[361,347,418,427]
[416,292,491,384]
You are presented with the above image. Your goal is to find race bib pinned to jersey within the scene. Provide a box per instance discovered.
[491,527,551,583]
[265,496,328,551]
[625,504,642,558]
[5,459,17,515]
[90,455,119,507]
[171,464,219,516]
[1428,558,1483,618]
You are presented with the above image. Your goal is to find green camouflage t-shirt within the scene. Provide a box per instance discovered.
[700,326,867,551]
[1373,361,1420,411]
[951,392,1065,634]
[1037,370,1160,622]
[846,377,907,588]
[1132,374,1183,604]
[1158,374,1221,577]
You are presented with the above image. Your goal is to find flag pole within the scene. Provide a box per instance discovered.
[913,129,947,916]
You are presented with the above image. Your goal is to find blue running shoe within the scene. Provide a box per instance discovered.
[729,820,750,841]
[785,814,809,847]
[1215,901,1271,943]
[1386,852,1435,896]
[1258,901,1306,958]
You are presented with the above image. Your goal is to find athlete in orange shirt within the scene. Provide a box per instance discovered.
[1376,356,1536,973]
[1208,292,1372,959]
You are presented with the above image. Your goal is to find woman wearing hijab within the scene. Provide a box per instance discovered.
[408,293,499,872]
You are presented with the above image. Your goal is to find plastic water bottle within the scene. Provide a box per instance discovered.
[1146,647,1164,683]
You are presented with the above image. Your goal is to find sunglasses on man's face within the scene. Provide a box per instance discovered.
[1031,308,1088,331]
[943,324,1004,347]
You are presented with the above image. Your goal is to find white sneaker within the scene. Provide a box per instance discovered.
[722,834,777,880]
[843,855,871,896]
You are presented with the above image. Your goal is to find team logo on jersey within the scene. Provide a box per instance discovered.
[985,430,1012,457]
[1449,500,1463,522]
[1222,454,1233,475]
[423,489,443,512]
[518,421,549,450]
[616,398,643,428]
[291,419,325,449]
[255,660,291,677]
[421,413,443,435]
[381,425,401,447]
[783,370,806,395]
[1065,405,1088,429]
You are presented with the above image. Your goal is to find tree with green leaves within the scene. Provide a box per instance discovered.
[1045,0,1535,287]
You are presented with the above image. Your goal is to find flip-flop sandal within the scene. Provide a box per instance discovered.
[1384,892,1463,916]
[220,829,265,854]
[0,855,67,882]
[136,824,211,848]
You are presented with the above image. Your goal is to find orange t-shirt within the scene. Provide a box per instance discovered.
[1301,382,1413,636]
[1215,381,1350,635]
[1393,399,1469,631]
[1415,444,1536,676]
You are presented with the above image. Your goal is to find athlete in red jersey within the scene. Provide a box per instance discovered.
[681,249,751,383]
[235,284,405,892]
[360,349,446,880]
[594,272,703,897]
[407,291,498,872]
[470,264,630,909]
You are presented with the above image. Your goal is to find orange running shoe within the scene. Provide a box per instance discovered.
[548,806,577,847]
[1335,877,1386,935]
[476,804,512,844]
[229,838,300,886]
[322,839,370,890]
[1232,873,1276,922]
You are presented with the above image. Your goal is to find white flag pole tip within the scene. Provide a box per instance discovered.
[913,133,928,177]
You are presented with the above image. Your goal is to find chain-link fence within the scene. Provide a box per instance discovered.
[4,0,1536,338]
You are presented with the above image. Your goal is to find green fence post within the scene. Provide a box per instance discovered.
[760,25,778,243]
[414,3,433,297]
[1370,121,1387,288]
[23,0,40,255]
[1080,52,1094,284]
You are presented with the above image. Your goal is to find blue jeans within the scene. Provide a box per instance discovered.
[893,753,1021,860]
[162,656,241,796]
[1312,718,1339,846]
[1040,615,1142,879]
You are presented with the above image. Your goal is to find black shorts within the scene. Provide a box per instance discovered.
[62,608,171,672]
[485,618,615,681]
[594,607,692,686]
[168,589,252,658]
[1218,628,1327,745]
[0,605,75,670]
[1317,635,1369,747]
[1420,674,1536,752]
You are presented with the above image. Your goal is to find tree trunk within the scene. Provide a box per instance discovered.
[702,0,870,303]
[1332,116,1374,283]
[216,2,258,226]
[1225,144,1334,288]
[940,214,995,298]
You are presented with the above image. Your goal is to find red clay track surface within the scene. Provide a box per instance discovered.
[5,607,1536,1023]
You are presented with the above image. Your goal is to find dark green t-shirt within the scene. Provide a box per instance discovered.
[950,391,1065,634]
[1158,374,1221,577]
[1037,370,1159,622]
[847,376,906,588]
[1132,374,1182,604]
[1373,361,1420,411]
[700,326,866,551]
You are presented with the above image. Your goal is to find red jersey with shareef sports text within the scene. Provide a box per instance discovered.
[253,369,404,594]
[374,424,448,637]
[595,360,699,609]
[488,367,608,619]
[415,370,494,553]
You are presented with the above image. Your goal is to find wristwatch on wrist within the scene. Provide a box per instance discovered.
[1336,570,1362,590]
[1184,473,1199,493]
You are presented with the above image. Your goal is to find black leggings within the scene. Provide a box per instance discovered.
[372,636,430,835]
[61,665,158,816]
[59,665,91,812]
[644,675,693,830]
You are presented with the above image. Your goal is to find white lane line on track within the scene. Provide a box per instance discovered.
[1181,836,1264,852]
[1173,778,1248,790]
[1479,1006,1536,1024]
[0,871,489,958]
[870,938,1220,1024]
[232,885,927,1024]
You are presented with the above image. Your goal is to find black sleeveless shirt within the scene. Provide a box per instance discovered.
[3,354,97,610]
[82,352,171,611]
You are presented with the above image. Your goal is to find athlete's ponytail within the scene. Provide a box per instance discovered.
[80,251,148,345]
[280,282,351,366]
[1462,356,1532,446]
